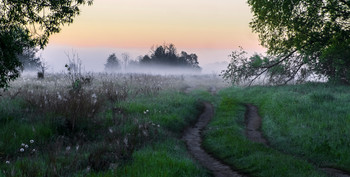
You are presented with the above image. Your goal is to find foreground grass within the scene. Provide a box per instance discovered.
[203,96,325,177]
[3,73,349,176]
[203,82,350,176]
[86,139,208,177]
[0,74,210,176]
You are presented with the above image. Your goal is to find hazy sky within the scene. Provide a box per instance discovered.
[42,0,266,73]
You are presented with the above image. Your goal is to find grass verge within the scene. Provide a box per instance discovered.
[202,95,325,177]
[203,83,350,176]
[221,83,350,171]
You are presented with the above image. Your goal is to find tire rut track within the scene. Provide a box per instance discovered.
[244,104,350,177]
[183,102,246,177]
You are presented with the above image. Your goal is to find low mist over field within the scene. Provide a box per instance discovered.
[39,45,234,74]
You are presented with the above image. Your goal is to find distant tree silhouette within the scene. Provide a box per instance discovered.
[140,44,201,69]
[18,47,41,71]
[179,51,200,69]
[105,53,121,72]
[140,55,152,64]
[121,52,130,71]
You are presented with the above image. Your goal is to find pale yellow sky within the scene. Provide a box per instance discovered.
[49,0,263,50]
[44,0,265,73]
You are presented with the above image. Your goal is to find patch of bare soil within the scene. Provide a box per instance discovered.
[183,102,246,177]
[244,104,350,177]
[244,104,268,145]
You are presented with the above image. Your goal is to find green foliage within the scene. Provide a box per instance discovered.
[0,27,32,89]
[243,0,350,84]
[0,0,93,88]
[221,47,310,85]
[317,37,350,83]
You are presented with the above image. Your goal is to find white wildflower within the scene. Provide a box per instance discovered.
[76,145,79,151]
[30,140,34,144]
[21,143,25,147]
[57,92,62,100]
[66,146,71,151]
[24,144,29,148]
[20,148,24,152]
[32,149,36,153]
[123,137,128,147]
[5,161,10,164]
[157,124,160,128]
[91,93,97,104]
[109,128,113,133]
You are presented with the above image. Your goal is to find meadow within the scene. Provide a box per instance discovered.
[203,83,350,177]
[1,72,349,177]
[0,73,223,176]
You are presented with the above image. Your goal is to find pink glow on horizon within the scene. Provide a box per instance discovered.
[49,0,264,51]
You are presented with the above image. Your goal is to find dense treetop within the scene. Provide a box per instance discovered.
[140,44,201,70]
[104,53,121,72]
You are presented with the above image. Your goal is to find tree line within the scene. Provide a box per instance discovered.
[104,44,201,72]
[15,43,201,74]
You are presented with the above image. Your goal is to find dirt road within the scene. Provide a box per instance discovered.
[183,102,246,177]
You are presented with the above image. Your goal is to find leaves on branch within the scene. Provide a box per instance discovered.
[0,0,93,89]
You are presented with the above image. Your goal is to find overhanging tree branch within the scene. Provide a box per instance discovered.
[261,49,298,68]
[248,68,269,86]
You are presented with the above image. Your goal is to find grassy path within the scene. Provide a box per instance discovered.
[183,102,246,177]
[244,104,350,177]
[244,104,268,145]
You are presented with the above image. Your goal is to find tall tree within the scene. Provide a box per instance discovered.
[104,53,121,72]
[224,0,350,85]
[0,0,93,88]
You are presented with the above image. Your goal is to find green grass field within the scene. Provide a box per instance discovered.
[1,73,349,176]
[203,83,350,176]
